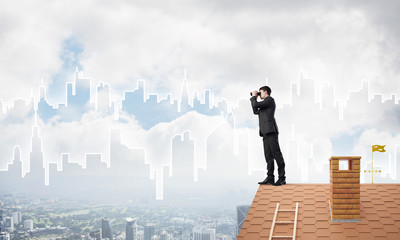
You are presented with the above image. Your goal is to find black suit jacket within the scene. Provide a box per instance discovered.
[250,95,279,137]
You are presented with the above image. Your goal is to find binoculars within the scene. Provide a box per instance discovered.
[250,92,261,96]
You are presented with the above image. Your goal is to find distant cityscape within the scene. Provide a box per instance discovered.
[0,193,248,239]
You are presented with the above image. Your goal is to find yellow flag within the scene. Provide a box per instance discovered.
[372,145,386,152]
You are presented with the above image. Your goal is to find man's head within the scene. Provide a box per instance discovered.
[259,86,271,99]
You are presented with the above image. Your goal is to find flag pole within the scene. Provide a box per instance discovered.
[372,146,374,184]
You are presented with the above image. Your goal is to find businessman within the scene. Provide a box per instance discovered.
[250,86,286,186]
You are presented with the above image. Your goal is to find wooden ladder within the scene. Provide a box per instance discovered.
[269,202,299,240]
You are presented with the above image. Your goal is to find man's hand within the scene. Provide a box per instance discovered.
[252,90,258,96]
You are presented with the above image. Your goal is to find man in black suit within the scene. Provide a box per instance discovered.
[250,86,286,186]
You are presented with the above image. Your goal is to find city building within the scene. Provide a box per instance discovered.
[0,209,3,232]
[144,224,155,240]
[192,226,215,240]
[0,232,10,240]
[236,205,250,237]
[23,219,33,231]
[89,229,101,240]
[159,231,170,240]
[137,230,144,240]
[12,211,21,225]
[101,218,113,240]
[3,218,13,233]
[126,218,137,240]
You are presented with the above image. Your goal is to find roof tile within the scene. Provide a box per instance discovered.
[237,184,400,239]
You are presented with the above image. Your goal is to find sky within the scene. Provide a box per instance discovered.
[1,0,400,202]
[1,0,399,105]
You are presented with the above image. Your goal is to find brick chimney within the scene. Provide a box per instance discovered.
[329,156,361,222]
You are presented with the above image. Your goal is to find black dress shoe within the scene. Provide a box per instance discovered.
[273,179,286,186]
[258,178,275,185]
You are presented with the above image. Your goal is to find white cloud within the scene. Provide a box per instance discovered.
[1,0,399,106]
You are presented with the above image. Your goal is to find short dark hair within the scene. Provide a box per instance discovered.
[259,86,271,95]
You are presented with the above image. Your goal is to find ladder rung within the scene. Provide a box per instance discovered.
[269,202,299,240]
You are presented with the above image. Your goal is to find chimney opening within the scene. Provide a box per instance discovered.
[339,159,352,170]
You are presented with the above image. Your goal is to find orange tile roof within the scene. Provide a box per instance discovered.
[237,184,400,240]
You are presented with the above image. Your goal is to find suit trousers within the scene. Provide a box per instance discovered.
[263,132,286,180]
